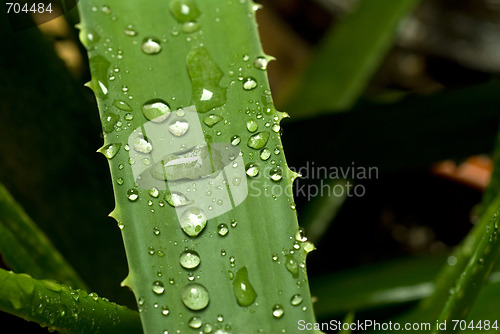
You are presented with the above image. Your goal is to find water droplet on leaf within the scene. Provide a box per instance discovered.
[232,266,257,307]
[247,131,270,149]
[142,99,171,122]
[180,206,207,237]
[180,250,201,269]
[142,37,162,55]
[181,283,210,310]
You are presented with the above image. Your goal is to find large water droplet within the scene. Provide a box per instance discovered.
[142,37,162,55]
[290,294,303,306]
[180,250,201,269]
[254,57,268,70]
[127,189,139,201]
[188,316,203,329]
[132,137,153,154]
[165,192,192,207]
[152,281,165,295]
[101,113,119,133]
[245,163,259,177]
[99,143,121,159]
[232,267,257,307]
[181,283,210,310]
[272,304,285,318]
[218,223,229,236]
[270,167,283,182]
[187,47,227,113]
[180,207,207,237]
[168,119,189,136]
[246,119,258,133]
[170,0,201,23]
[231,135,241,146]
[243,77,258,90]
[203,114,223,127]
[260,148,271,161]
[142,99,171,122]
[247,131,270,150]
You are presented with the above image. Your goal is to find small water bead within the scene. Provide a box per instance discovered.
[231,135,241,146]
[180,206,207,237]
[290,294,303,306]
[161,306,170,316]
[217,314,224,322]
[181,283,210,310]
[99,143,121,159]
[124,25,138,37]
[246,119,258,132]
[101,113,119,133]
[204,324,213,333]
[148,247,155,255]
[260,148,271,161]
[182,21,201,33]
[245,163,259,177]
[203,114,223,127]
[270,167,283,182]
[142,36,162,55]
[117,221,125,229]
[165,192,191,207]
[168,119,189,136]
[127,189,139,201]
[180,250,201,269]
[229,256,235,267]
[232,266,257,307]
[221,249,226,256]
[153,227,161,235]
[111,99,132,111]
[272,254,279,261]
[132,137,153,154]
[230,219,237,228]
[142,99,171,122]
[188,316,203,329]
[247,131,270,150]
[124,113,134,121]
[170,0,201,23]
[243,77,258,90]
[152,281,165,295]
[217,223,229,236]
[254,57,268,70]
[272,124,281,133]
[285,255,299,278]
[272,304,285,319]
[149,187,160,198]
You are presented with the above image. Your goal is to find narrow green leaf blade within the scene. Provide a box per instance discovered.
[0,183,87,289]
[0,268,141,334]
[78,1,319,333]
[281,0,419,118]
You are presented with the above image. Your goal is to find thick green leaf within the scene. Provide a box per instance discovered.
[0,183,87,289]
[79,0,319,333]
[280,0,419,118]
[0,268,140,334]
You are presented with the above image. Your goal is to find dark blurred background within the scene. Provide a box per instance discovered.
[2,0,500,332]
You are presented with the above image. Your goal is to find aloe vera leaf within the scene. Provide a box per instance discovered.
[280,0,420,118]
[283,80,500,173]
[0,268,141,334]
[0,11,131,304]
[0,183,87,290]
[427,199,500,333]
[78,1,319,333]
[301,179,348,244]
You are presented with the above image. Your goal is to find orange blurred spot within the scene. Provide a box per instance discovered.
[431,155,492,190]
